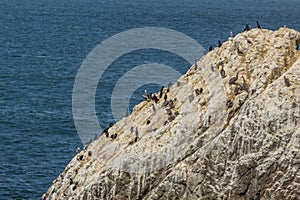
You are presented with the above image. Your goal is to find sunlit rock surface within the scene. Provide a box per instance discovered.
[43,28,300,200]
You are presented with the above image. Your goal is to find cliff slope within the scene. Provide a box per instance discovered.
[43,28,300,200]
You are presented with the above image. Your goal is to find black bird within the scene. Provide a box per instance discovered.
[229,71,240,85]
[146,120,151,125]
[244,24,250,32]
[103,127,109,138]
[226,100,233,108]
[256,21,261,29]
[220,66,226,78]
[151,93,159,103]
[240,76,249,92]
[164,93,168,101]
[284,76,291,87]
[159,86,164,98]
[209,46,213,51]
[218,40,222,47]
[168,99,174,108]
[143,90,149,100]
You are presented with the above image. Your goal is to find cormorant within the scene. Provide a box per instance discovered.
[256,21,261,29]
[159,86,164,98]
[244,24,250,31]
[143,90,149,100]
[166,108,172,115]
[220,66,226,78]
[218,40,222,47]
[240,76,249,92]
[103,127,109,137]
[209,46,213,51]
[189,94,194,103]
[229,71,240,85]
[226,100,233,108]
[284,76,291,87]
[164,93,167,101]
[146,120,150,125]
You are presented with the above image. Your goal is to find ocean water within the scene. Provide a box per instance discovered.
[1,0,299,199]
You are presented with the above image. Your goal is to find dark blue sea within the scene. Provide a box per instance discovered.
[1,0,299,199]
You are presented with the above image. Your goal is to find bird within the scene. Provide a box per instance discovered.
[143,90,149,100]
[194,60,198,70]
[135,127,139,142]
[234,86,240,96]
[166,108,172,115]
[76,147,81,153]
[151,93,159,103]
[226,100,233,108]
[146,120,151,125]
[152,104,156,112]
[229,71,240,85]
[218,40,222,47]
[256,21,261,29]
[168,99,174,108]
[189,94,194,103]
[159,86,164,98]
[240,76,249,92]
[244,24,250,31]
[88,151,92,156]
[164,93,168,101]
[209,46,213,51]
[195,88,202,96]
[103,128,109,138]
[125,109,129,117]
[135,127,138,137]
[229,31,234,37]
[220,66,226,78]
[284,76,291,87]
[168,115,176,122]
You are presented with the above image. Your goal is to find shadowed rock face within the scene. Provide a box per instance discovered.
[43,28,300,200]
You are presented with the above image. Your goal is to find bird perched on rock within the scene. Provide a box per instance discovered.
[135,128,139,142]
[256,21,261,29]
[229,31,234,37]
[103,127,109,138]
[159,86,164,98]
[209,46,213,51]
[143,90,149,100]
[244,24,250,31]
[240,76,249,92]
[229,71,240,85]
[76,147,81,153]
[218,40,222,47]
[220,66,226,78]
[284,76,291,87]
[164,93,168,101]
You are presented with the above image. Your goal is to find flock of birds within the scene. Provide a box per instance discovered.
[77,21,297,153]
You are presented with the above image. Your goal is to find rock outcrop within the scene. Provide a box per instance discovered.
[43,28,300,200]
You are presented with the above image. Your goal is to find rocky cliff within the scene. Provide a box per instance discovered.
[43,28,300,200]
